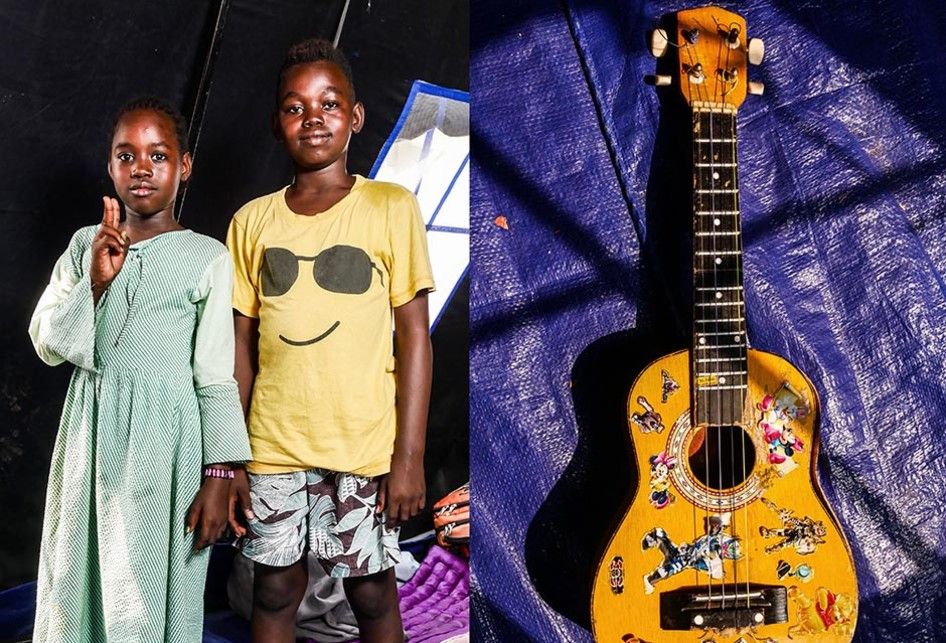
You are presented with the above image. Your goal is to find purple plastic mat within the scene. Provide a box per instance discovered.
[335,545,469,643]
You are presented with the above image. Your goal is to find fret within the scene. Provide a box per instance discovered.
[694,162,736,167]
[696,357,744,362]
[696,210,739,215]
[695,189,739,194]
[700,371,748,377]
[696,302,745,307]
[695,250,741,256]
[693,138,733,143]
[695,230,741,236]
[697,331,745,338]
[696,384,747,391]
[695,348,746,358]
[696,286,742,290]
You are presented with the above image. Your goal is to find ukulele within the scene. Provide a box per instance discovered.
[590,7,858,642]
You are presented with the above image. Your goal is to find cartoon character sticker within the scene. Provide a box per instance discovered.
[631,396,665,434]
[759,498,826,555]
[756,383,809,476]
[788,586,856,638]
[777,559,814,583]
[660,369,679,403]
[609,556,625,594]
[648,451,677,509]
[641,513,742,594]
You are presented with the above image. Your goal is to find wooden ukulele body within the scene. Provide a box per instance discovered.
[591,349,858,642]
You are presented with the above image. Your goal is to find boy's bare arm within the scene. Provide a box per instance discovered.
[381,292,432,527]
[233,311,259,416]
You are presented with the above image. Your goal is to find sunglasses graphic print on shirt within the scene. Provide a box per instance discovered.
[261,244,384,346]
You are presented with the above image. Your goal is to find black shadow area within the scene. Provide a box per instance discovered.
[523,11,698,630]
[523,327,675,630]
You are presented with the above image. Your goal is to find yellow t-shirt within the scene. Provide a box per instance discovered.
[227,176,435,476]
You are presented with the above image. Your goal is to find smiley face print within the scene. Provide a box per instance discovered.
[261,244,383,345]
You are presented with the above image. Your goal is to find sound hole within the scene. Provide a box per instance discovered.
[688,425,755,490]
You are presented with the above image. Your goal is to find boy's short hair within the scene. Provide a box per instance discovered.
[110,96,190,155]
[277,38,356,100]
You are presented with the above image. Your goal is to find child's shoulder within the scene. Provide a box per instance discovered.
[358,177,415,202]
[180,230,228,257]
[355,178,420,219]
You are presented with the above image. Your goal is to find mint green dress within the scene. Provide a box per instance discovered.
[28,226,252,642]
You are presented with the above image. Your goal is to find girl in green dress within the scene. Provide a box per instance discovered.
[28,98,252,642]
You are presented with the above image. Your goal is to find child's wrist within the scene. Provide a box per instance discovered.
[203,464,235,479]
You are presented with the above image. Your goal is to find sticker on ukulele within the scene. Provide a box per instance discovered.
[759,498,826,555]
[641,513,741,594]
[660,369,679,403]
[777,559,814,583]
[620,634,655,643]
[756,382,808,476]
[648,451,677,509]
[631,396,664,434]
[788,586,856,638]
[609,556,625,594]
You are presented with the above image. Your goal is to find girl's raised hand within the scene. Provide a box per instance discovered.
[90,196,128,290]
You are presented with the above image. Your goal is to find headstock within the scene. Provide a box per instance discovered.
[649,6,764,110]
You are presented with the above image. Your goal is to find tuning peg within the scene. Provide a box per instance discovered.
[748,81,765,95]
[645,74,672,86]
[650,28,669,58]
[748,38,765,65]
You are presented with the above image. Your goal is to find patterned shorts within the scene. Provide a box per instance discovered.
[239,468,400,578]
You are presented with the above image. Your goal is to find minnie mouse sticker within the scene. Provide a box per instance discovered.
[756,382,809,476]
[648,451,677,508]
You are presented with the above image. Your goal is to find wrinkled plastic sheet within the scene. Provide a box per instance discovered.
[470,1,946,641]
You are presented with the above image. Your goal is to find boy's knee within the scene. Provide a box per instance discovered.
[253,562,306,614]
[344,569,398,621]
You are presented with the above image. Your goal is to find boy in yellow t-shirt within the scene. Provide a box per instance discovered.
[226,39,435,643]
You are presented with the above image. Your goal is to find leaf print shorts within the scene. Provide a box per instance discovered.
[238,468,400,577]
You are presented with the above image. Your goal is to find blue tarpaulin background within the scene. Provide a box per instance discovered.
[470,1,946,641]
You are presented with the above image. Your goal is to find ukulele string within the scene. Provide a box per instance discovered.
[683,34,703,594]
[730,85,752,616]
[686,34,718,607]
[704,40,727,612]
[720,32,742,616]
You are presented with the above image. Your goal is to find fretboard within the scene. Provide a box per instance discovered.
[691,102,747,426]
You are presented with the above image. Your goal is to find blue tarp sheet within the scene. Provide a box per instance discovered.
[470,1,946,641]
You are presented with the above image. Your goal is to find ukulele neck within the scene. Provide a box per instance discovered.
[691,102,748,426]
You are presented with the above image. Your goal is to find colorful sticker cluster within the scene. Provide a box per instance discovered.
[647,451,677,509]
[788,586,856,638]
[756,383,808,476]
[609,555,625,594]
[759,498,826,555]
[631,396,665,434]
[660,369,679,402]
[641,513,741,594]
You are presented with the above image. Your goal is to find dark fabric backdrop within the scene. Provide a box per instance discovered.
[471,1,946,642]
[0,0,468,591]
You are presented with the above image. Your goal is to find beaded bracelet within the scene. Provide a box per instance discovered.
[203,466,235,480]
